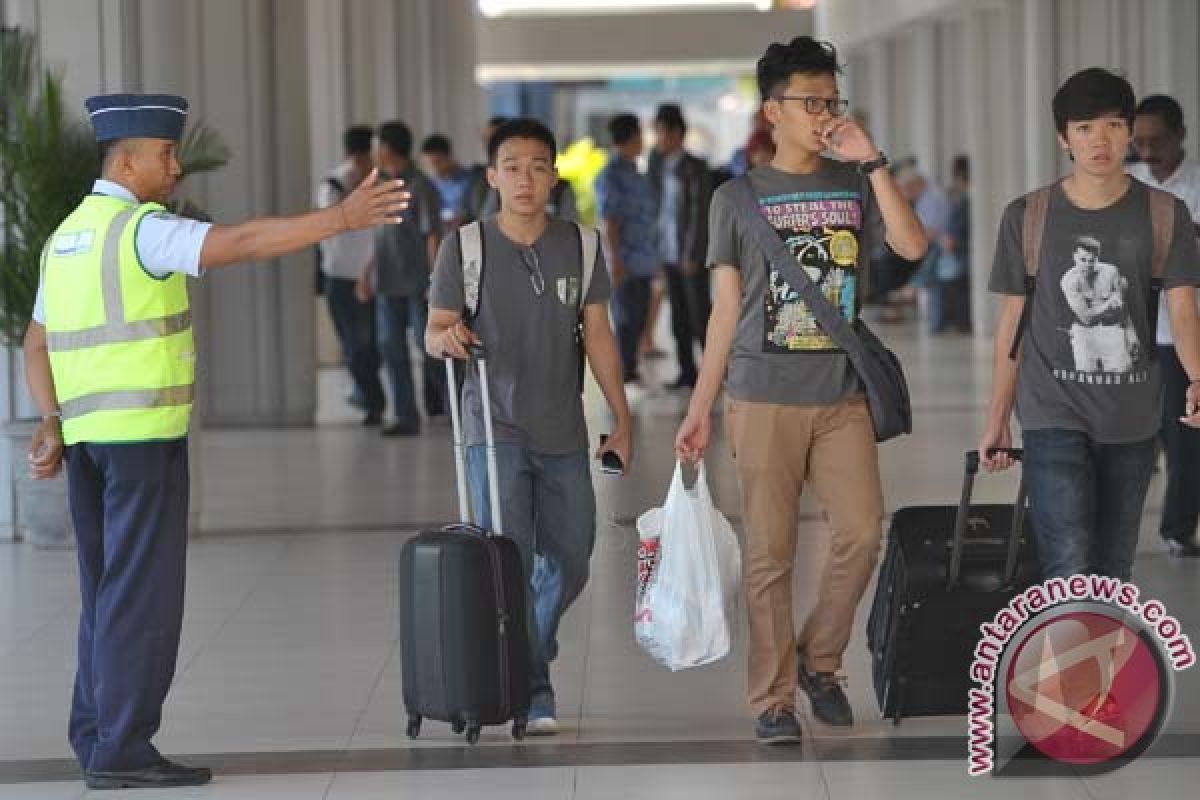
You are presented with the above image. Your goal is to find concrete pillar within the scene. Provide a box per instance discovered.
[909,23,940,182]
[1023,0,1058,191]
[865,42,893,156]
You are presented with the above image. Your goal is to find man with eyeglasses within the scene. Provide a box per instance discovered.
[675,36,926,744]
[426,118,633,737]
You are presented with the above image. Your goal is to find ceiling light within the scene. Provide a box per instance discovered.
[478,1,774,18]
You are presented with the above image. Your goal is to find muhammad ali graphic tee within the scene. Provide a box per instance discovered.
[707,161,883,405]
[989,180,1199,443]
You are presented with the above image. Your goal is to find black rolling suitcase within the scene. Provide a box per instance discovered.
[867,449,1040,723]
[399,352,531,744]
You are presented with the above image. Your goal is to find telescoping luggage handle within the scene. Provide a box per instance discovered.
[444,346,504,536]
[947,448,1027,589]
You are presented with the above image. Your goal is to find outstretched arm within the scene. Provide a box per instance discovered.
[199,169,409,269]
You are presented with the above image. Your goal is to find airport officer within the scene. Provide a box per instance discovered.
[21,93,407,791]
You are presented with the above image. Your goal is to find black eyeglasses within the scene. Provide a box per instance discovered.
[519,247,545,297]
[773,95,850,116]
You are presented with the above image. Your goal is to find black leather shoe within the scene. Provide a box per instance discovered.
[382,420,420,437]
[362,410,383,427]
[1166,536,1200,557]
[85,759,212,790]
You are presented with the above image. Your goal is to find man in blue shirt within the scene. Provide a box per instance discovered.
[596,113,660,383]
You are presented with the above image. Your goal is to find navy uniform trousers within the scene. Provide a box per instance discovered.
[64,439,190,773]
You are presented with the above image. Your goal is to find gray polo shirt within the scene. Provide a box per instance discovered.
[430,216,611,454]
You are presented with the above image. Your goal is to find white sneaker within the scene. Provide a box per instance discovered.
[526,716,560,736]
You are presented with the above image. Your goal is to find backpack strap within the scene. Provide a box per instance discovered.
[1009,186,1053,360]
[458,220,484,319]
[575,221,599,311]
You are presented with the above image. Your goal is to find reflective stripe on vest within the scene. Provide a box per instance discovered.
[44,197,195,443]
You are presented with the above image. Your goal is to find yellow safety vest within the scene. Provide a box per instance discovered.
[42,194,195,445]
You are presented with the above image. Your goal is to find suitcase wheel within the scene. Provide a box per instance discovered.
[466,724,482,745]
[512,717,527,741]
[406,714,422,739]
[451,718,466,735]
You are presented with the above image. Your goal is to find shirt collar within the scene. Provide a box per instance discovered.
[92,179,139,204]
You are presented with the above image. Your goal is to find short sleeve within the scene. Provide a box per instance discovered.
[583,240,612,305]
[418,178,443,238]
[31,279,45,325]
[429,230,465,312]
[987,198,1028,296]
[1163,196,1200,289]
[705,185,741,270]
[596,168,619,220]
[134,211,212,278]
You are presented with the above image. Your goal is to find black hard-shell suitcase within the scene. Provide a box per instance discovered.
[867,449,1040,722]
[399,352,531,743]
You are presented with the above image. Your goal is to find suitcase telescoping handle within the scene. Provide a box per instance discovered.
[948,448,1027,589]
[444,345,504,536]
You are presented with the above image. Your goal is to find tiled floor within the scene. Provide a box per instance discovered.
[0,321,1196,798]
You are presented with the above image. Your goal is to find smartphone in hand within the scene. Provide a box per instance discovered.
[598,434,624,475]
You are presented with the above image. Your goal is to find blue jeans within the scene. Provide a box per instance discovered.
[325,277,385,414]
[466,445,596,705]
[376,294,443,425]
[1023,428,1156,581]
[612,275,654,380]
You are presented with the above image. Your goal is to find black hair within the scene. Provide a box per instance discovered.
[952,154,969,182]
[1136,94,1185,133]
[654,103,687,134]
[378,121,413,159]
[421,134,453,156]
[756,36,842,102]
[487,118,557,165]
[1075,235,1102,257]
[343,125,374,156]
[1052,68,1136,135]
[608,113,641,147]
[486,115,510,130]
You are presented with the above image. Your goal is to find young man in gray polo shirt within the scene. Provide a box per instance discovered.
[427,119,633,736]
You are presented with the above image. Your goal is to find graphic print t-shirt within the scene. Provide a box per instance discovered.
[707,161,882,405]
[989,180,1200,443]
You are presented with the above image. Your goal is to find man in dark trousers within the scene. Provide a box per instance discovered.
[23,93,407,791]
[648,103,713,389]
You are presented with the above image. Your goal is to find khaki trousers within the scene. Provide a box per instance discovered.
[725,395,884,716]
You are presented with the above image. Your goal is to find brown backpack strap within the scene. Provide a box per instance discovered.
[1021,187,1052,278]
[1009,186,1054,360]
[1148,188,1175,282]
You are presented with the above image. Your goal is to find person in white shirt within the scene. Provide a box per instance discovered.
[317,126,386,425]
[1129,94,1200,557]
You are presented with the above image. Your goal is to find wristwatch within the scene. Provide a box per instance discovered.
[858,152,889,176]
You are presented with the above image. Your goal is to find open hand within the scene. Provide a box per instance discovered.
[339,168,410,229]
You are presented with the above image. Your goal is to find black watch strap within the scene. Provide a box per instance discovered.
[858,152,889,176]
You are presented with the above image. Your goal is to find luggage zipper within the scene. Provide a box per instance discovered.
[483,536,511,718]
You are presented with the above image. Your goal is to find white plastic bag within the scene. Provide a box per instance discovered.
[634,462,741,671]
